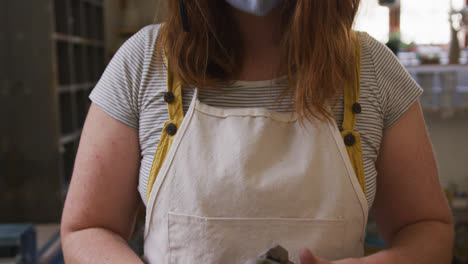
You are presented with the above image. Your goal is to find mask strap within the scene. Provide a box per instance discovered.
[179,0,190,32]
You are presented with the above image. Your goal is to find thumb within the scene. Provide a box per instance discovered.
[299,248,321,264]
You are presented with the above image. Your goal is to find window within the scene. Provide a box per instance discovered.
[354,0,466,45]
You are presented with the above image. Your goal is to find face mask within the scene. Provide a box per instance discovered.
[225,0,283,16]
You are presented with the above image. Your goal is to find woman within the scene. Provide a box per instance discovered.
[61,0,454,263]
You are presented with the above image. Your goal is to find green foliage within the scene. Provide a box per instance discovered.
[385,31,401,55]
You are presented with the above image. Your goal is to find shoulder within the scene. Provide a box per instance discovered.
[98,24,165,95]
[356,31,411,81]
[89,24,166,129]
[356,31,389,57]
[113,24,163,66]
[132,24,163,51]
[355,30,420,95]
[107,23,167,96]
[356,31,423,129]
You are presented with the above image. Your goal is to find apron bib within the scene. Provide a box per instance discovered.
[143,36,368,264]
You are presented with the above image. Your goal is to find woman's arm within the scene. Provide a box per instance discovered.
[300,101,454,264]
[363,100,454,264]
[61,104,144,264]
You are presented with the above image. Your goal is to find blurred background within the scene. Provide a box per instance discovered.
[0,0,467,263]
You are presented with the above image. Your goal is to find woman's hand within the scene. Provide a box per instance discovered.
[299,249,366,264]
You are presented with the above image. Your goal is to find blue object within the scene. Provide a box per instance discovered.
[38,231,64,264]
[0,224,37,264]
[365,234,388,248]
[364,219,387,249]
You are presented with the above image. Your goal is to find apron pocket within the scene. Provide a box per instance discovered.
[168,212,345,264]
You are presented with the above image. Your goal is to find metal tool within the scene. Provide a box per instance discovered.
[244,245,295,264]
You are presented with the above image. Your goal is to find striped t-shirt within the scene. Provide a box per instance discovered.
[90,24,423,209]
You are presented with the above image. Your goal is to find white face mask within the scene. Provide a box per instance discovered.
[225,0,283,16]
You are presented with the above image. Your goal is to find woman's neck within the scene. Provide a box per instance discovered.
[229,6,283,81]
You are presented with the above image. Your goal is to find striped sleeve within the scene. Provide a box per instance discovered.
[366,33,423,129]
[89,27,149,130]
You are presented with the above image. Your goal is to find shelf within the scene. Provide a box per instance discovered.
[406,64,468,71]
[2,0,106,223]
[60,130,82,145]
[58,92,76,135]
[87,46,97,82]
[96,47,106,76]
[422,108,468,115]
[58,82,96,93]
[56,41,71,85]
[82,1,104,40]
[96,6,105,40]
[70,0,83,37]
[53,33,104,47]
[61,141,79,183]
[76,89,91,127]
[54,0,69,34]
[83,1,94,39]
[81,0,103,7]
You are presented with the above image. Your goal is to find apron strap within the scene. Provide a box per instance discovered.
[146,57,185,202]
[340,33,366,196]
[146,38,367,202]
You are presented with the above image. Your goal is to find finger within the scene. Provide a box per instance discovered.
[299,248,320,264]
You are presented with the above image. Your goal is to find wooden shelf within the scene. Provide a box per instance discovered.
[422,108,468,115]
[81,0,103,6]
[58,82,96,93]
[2,0,105,224]
[60,130,82,145]
[53,0,105,194]
[53,33,104,46]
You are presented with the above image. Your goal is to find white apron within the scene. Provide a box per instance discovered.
[143,34,368,263]
[143,89,368,263]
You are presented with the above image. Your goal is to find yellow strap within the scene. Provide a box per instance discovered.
[146,58,185,202]
[341,34,366,196]
[146,38,367,202]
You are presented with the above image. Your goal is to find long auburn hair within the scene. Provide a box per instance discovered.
[156,0,361,121]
